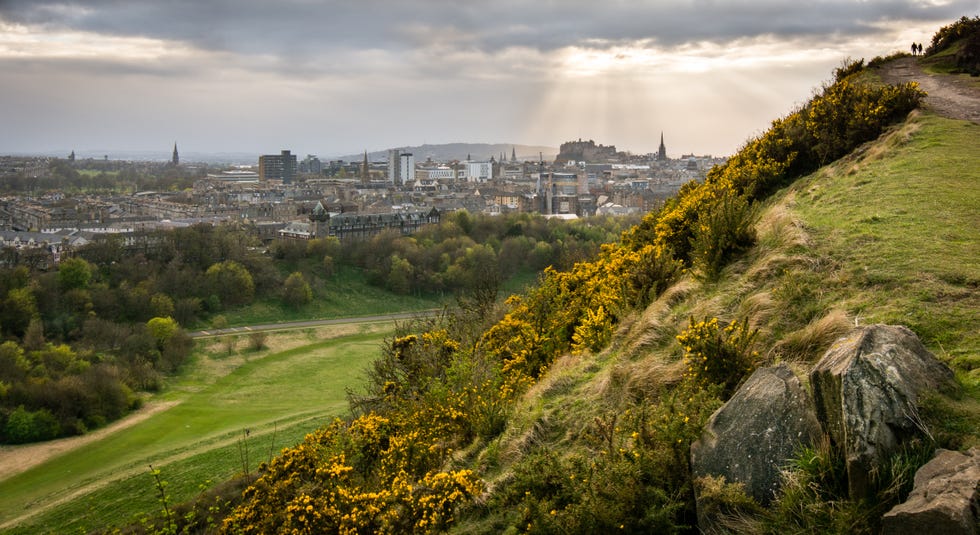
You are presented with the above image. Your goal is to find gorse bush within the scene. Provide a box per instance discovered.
[926,15,980,55]
[690,194,757,280]
[219,416,483,534]
[677,317,759,397]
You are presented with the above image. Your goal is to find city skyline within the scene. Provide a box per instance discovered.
[0,1,971,158]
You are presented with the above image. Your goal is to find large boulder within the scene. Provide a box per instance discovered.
[691,364,821,508]
[809,324,956,499]
[881,447,980,534]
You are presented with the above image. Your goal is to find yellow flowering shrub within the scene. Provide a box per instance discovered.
[571,305,613,354]
[677,317,759,397]
[221,413,483,534]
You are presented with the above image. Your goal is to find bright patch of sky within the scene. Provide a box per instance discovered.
[0,1,972,159]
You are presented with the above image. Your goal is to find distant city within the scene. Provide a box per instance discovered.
[0,136,726,267]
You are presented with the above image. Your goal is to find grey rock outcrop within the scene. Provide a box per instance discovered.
[881,447,980,534]
[691,364,821,506]
[809,324,956,499]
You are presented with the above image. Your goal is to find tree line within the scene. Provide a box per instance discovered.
[0,210,635,443]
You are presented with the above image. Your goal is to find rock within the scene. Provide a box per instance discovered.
[691,364,821,510]
[810,324,957,499]
[881,447,980,534]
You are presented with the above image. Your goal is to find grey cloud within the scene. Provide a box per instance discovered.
[2,0,973,59]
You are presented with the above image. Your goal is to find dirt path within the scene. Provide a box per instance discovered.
[0,400,179,483]
[879,57,980,123]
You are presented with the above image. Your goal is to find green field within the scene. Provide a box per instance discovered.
[0,322,394,533]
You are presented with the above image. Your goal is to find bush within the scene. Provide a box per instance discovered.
[690,194,757,280]
[281,271,312,307]
[926,15,980,55]
[4,405,60,443]
[677,317,759,397]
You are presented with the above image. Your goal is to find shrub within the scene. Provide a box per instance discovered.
[4,405,60,443]
[281,271,312,307]
[677,317,759,397]
[690,194,757,280]
[926,15,980,55]
[571,305,613,354]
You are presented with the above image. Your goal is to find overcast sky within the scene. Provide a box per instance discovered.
[0,1,971,160]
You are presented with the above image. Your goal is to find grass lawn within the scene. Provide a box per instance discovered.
[0,322,394,534]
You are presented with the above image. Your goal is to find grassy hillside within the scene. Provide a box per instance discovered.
[460,109,979,532]
[0,322,394,534]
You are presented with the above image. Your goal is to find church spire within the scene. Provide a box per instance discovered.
[172,142,179,166]
[361,150,369,184]
[511,146,516,162]
[657,132,667,162]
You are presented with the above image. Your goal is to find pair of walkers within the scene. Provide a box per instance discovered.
[911,42,924,56]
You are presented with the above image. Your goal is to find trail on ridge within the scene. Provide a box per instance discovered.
[879,57,980,123]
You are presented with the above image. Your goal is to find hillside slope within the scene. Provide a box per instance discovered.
[458,105,978,531]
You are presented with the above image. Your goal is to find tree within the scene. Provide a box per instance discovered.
[150,293,175,318]
[282,272,312,308]
[205,260,255,307]
[146,317,180,350]
[248,331,268,351]
[1,286,37,338]
[387,255,413,295]
[23,317,45,352]
[57,257,93,291]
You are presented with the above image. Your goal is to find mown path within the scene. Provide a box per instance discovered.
[879,57,980,123]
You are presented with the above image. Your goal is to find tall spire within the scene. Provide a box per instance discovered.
[172,142,179,166]
[511,146,516,162]
[657,132,667,162]
[361,150,369,184]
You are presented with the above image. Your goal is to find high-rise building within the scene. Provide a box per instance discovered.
[300,154,322,174]
[259,150,297,183]
[387,149,401,185]
[399,152,415,185]
[387,150,415,186]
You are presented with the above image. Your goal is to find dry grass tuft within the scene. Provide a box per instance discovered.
[772,309,852,362]
[622,278,698,357]
[738,291,777,331]
[591,354,685,406]
[756,202,811,252]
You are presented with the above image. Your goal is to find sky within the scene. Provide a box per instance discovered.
[0,1,972,161]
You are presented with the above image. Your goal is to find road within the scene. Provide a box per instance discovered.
[189,309,442,338]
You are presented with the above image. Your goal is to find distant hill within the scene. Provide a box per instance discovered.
[331,143,558,163]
